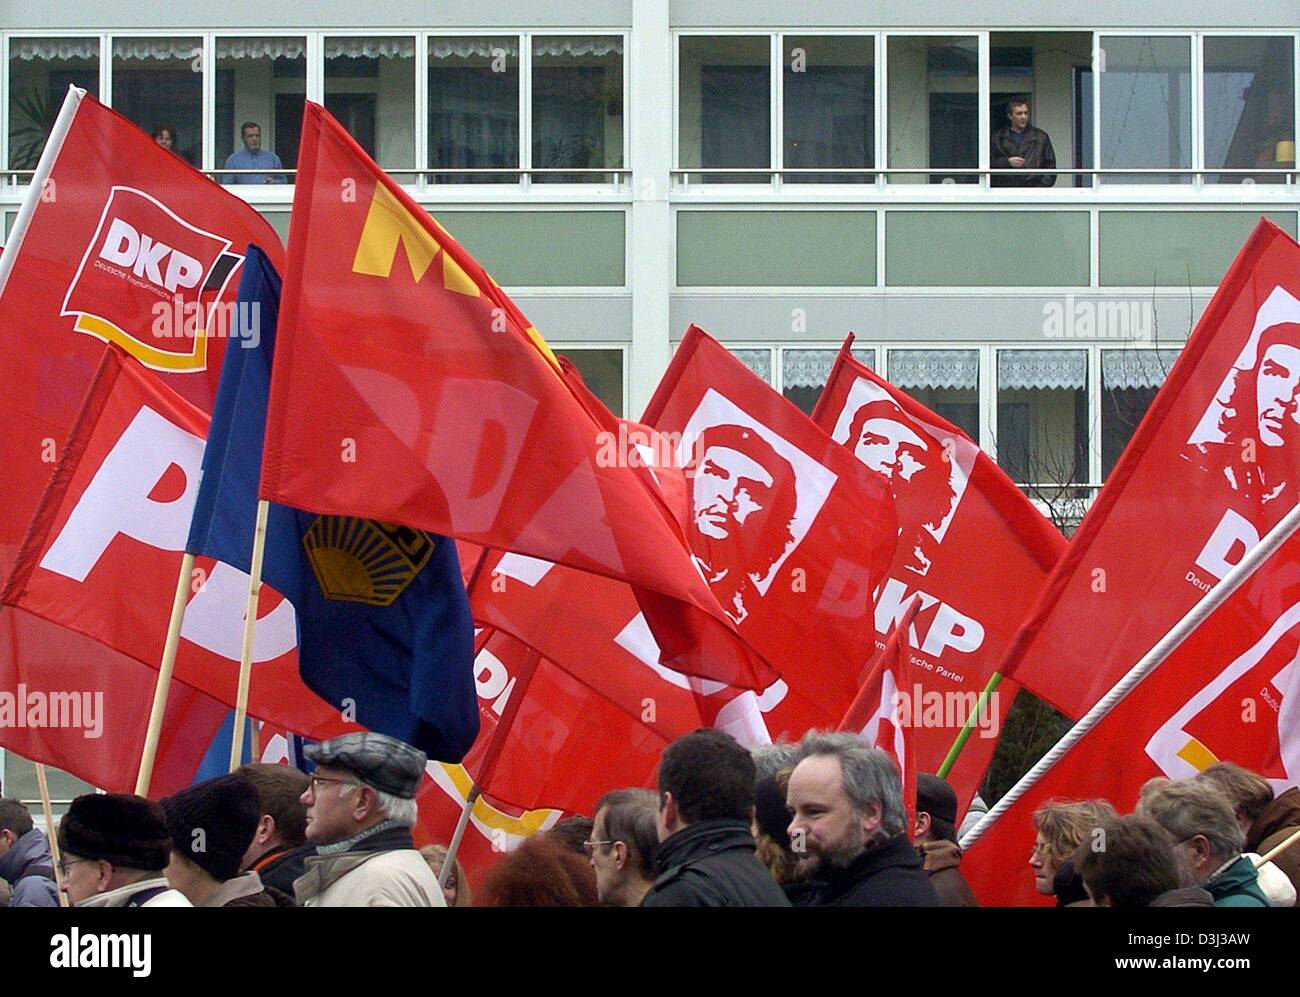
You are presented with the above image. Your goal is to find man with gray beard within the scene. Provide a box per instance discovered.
[786,732,938,906]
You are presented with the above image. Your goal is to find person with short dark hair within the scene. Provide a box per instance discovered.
[0,798,57,906]
[641,729,790,907]
[57,793,191,907]
[223,120,285,184]
[589,788,658,907]
[1078,815,1182,907]
[914,773,977,907]
[990,97,1057,187]
[161,773,294,907]
[237,762,313,896]
[787,732,938,906]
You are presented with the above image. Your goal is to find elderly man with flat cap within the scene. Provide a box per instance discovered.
[294,732,445,907]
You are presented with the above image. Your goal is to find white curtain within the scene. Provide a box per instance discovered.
[730,349,772,382]
[111,38,202,62]
[11,38,99,61]
[782,348,875,389]
[998,350,1088,390]
[325,37,416,60]
[890,349,979,390]
[1102,349,1180,390]
[216,38,307,61]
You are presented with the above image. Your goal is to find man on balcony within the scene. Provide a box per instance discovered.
[990,97,1057,188]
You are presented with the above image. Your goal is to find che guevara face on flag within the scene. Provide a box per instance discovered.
[1184,287,1300,522]
[676,389,835,626]
[61,186,244,372]
[829,378,976,577]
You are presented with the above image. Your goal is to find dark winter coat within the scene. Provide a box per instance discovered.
[919,839,978,907]
[641,819,791,908]
[990,124,1057,187]
[1247,786,1300,895]
[0,828,58,907]
[800,834,941,907]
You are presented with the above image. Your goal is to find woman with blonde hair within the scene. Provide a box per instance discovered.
[420,844,472,907]
[1029,799,1117,905]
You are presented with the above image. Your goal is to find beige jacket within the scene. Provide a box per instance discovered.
[295,848,446,907]
[79,877,192,908]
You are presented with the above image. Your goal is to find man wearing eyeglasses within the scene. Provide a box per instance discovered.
[57,794,191,908]
[588,788,659,907]
[293,732,446,907]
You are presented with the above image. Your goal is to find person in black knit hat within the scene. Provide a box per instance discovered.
[58,793,191,907]
[160,773,295,907]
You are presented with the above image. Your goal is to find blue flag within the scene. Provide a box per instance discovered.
[186,245,479,761]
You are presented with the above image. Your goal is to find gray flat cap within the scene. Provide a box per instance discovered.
[304,732,427,799]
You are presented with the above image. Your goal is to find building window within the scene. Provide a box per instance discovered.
[325,35,416,178]
[782,35,874,184]
[215,37,305,184]
[8,37,99,172]
[887,36,979,184]
[730,347,773,382]
[888,348,980,441]
[679,35,771,183]
[112,36,203,167]
[427,35,519,184]
[1099,35,1192,184]
[532,35,623,184]
[1203,36,1295,185]
[1102,348,1179,476]
[556,347,624,417]
[781,347,874,415]
[997,349,1089,487]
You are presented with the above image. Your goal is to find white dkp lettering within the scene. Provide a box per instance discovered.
[39,405,296,662]
[1194,508,1260,581]
[99,217,204,292]
[873,576,985,657]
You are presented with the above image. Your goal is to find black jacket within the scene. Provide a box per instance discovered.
[250,844,312,897]
[800,834,941,907]
[990,125,1057,187]
[641,819,791,908]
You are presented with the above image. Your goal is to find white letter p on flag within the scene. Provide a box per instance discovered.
[41,406,204,581]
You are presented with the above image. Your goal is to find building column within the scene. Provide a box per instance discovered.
[627,0,673,416]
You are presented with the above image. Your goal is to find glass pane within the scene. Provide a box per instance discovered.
[988,32,1090,188]
[783,35,874,183]
[887,36,979,184]
[325,36,416,177]
[8,37,99,172]
[780,347,875,414]
[997,350,1088,489]
[556,348,624,417]
[112,36,203,167]
[1204,36,1295,185]
[1100,36,1192,184]
[676,210,875,286]
[731,348,772,382]
[1102,349,1179,477]
[679,35,770,183]
[3,755,96,817]
[532,35,623,184]
[428,36,518,184]
[215,37,304,185]
[888,349,980,440]
[1099,210,1298,286]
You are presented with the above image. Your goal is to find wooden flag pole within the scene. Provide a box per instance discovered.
[1256,826,1300,868]
[135,551,197,796]
[34,763,67,907]
[230,500,270,773]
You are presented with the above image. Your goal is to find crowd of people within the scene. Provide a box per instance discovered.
[1,728,1296,907]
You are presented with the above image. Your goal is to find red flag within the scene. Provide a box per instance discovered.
[641,326,899,731]
[1,349,357,756]
[260,102,768,690]
[0,87,283,577]
[963,513,1300,906]
[839,596,923,831]
[813,342,1065,813]
[1001,219,1300,719]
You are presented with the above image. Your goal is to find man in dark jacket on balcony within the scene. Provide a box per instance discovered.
[991,97,1057,187]
[641,729,790,907]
